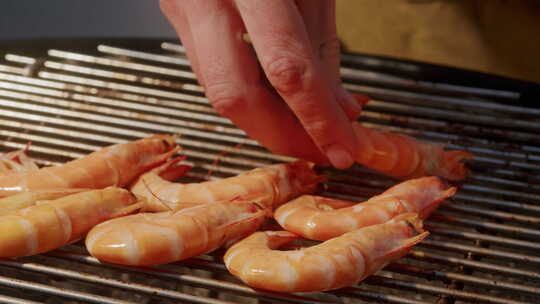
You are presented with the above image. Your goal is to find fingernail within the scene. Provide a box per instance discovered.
[324,144,355,169]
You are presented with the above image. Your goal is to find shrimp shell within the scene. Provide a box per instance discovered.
[0,189,90,215]
[275,176,456,240]
[224,213,428,292]
[352,122,473,181]
[86,200,266,266]
[0,187,138,258]
[0,146,39,174]
[0,135,179,197]
[131,158,323,212]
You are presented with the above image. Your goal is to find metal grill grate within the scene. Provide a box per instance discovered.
[0,40,539,304]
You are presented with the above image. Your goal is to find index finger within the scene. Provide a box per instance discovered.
[235,0,358,169]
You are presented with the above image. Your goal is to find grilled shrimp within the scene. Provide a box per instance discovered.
[0,187,139,258]
[0,189,89,215]
[86,200,266,266]
[275,176,455,241]
[131,157,323,212]
[352,122,473,181]
[0,135,179,197]
[0,146,39,174]
[224,213,427,292]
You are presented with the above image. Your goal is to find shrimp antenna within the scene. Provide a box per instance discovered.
[141,178,174,212]
[206,142,244,180]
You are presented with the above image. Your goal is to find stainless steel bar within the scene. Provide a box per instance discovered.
[0,64,25,75]
[336,288,432,304]
[98,45,191,66]
[48,49,196,79]
[0,274,133,304]
[0,259,235,304]
[5,54,36,65]
[44,60,203,93]
[409,250,540,280]
[429,213,540,239]
[440,203,540,225]
[364,275,529,304]
[419,239,540,264]
[386,263,540,296]
[39,71,209,105]
[426,225,540,251]
[0,294,42,304]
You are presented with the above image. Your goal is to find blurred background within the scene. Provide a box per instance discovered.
[0,0,176,40]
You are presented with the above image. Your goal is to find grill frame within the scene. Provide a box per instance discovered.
[0,39,539,304]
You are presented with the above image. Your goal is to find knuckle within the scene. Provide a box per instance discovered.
[265,56,310,95]
[206,84,246,117]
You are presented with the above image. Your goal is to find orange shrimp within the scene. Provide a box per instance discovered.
[85,200,266,266]
[0,187,139,258]
[0,189,89,215]
[0,135,179,197]
[224,213,427,292]
[131,158,323,212]
[352,122,473,181]
[274,176,455,241]
[0,144,38,174]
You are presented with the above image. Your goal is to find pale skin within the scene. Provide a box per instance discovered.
[160,0,361,169]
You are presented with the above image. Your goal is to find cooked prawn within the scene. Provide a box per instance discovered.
[131,158,323,212]
[0,189,89,215]
[352,122,473,181]
[0,187,139,258]
[85,200,266,266]
[275,176,455,241]
[0,144,39,174]
[224,213,427,292]
[0,135,179,197]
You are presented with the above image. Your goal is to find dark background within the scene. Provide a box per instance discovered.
[1,0,177,40]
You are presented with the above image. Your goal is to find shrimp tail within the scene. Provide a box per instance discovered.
[288,160,326,194]
[417,184,457,220]
[362,213,428,278]
[151,155,192,181]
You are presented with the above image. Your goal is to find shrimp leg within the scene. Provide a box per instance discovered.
[224,213,428,292]
[85,200,266,266]
[352,122,473,181]
[0,135,180,197]
[274,176,456,240]
[0,187,139,258]
[131,158,323,212]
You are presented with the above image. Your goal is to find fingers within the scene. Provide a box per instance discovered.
[296,0,361,121]
[160,0,327,163]
[159,0,203,84]
[235,0,359,168]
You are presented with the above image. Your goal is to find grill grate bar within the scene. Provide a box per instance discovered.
[386,263,540,296]
[363,275,530,304]
[0,273,133,304]
[0,294,42,304]
[0,259,236,304]
[419,239,540,264]
[336,287,432,304]
[409,250,540,281]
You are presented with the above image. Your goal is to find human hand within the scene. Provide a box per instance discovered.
[160,0,363,168]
